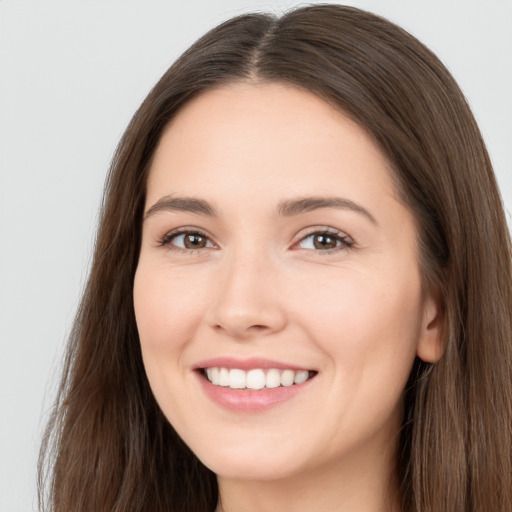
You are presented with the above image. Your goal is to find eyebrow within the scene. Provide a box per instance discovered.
[277,196,377,224]
[144,195,218,219]
[144,194,377,225]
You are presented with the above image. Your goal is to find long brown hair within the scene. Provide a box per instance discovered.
[39,5,512,511]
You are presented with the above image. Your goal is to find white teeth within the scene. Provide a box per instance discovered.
[229,369,246,389]
[280,369,295,387]
[246,369,266,390]
[266,368,281,388]
[218,367,230,386]
[294,370,309,384]
[204,367,313,390]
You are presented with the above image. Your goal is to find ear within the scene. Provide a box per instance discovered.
[416,291,444,363]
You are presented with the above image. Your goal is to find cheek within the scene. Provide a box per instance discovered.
[133,263,214,426]
[133,264,209,367]
[292,270,422,446]
[294,266,422,385]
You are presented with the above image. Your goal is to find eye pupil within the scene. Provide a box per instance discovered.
[314,234,337,250]
[184,234,206,249]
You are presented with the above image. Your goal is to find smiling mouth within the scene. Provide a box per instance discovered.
[201,367,317,390]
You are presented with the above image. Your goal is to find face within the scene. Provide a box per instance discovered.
[133,82,441,483]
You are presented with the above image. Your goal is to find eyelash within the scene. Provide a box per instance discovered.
[158,229,215,253]
[157,227,354,255]
[293,228,354,254]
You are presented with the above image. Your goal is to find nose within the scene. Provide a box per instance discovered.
[206,251,287,340]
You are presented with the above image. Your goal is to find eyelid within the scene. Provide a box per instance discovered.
[158,226,218,252]
[292,226,354,253]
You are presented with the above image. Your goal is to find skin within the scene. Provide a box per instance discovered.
[133,82,443,512]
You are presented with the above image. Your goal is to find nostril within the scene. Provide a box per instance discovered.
[212,320,280,339]
[206,276,288,338]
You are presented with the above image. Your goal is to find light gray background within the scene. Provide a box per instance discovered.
[1,1,511,510]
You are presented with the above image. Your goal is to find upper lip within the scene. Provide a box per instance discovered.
[193,357,314,372]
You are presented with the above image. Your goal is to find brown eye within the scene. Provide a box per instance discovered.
[183,233,208,249]
[296,230,352,252]
[161,231,215,251]
[313,234,338,250]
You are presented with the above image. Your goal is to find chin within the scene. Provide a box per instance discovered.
[203,454,302,482]
[187,436,308,482]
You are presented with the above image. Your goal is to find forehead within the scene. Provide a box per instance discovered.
[146,82,397,212]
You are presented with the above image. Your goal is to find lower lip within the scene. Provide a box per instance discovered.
[196,372,314,412]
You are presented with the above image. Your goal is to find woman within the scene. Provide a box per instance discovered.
[39,4,512,511]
